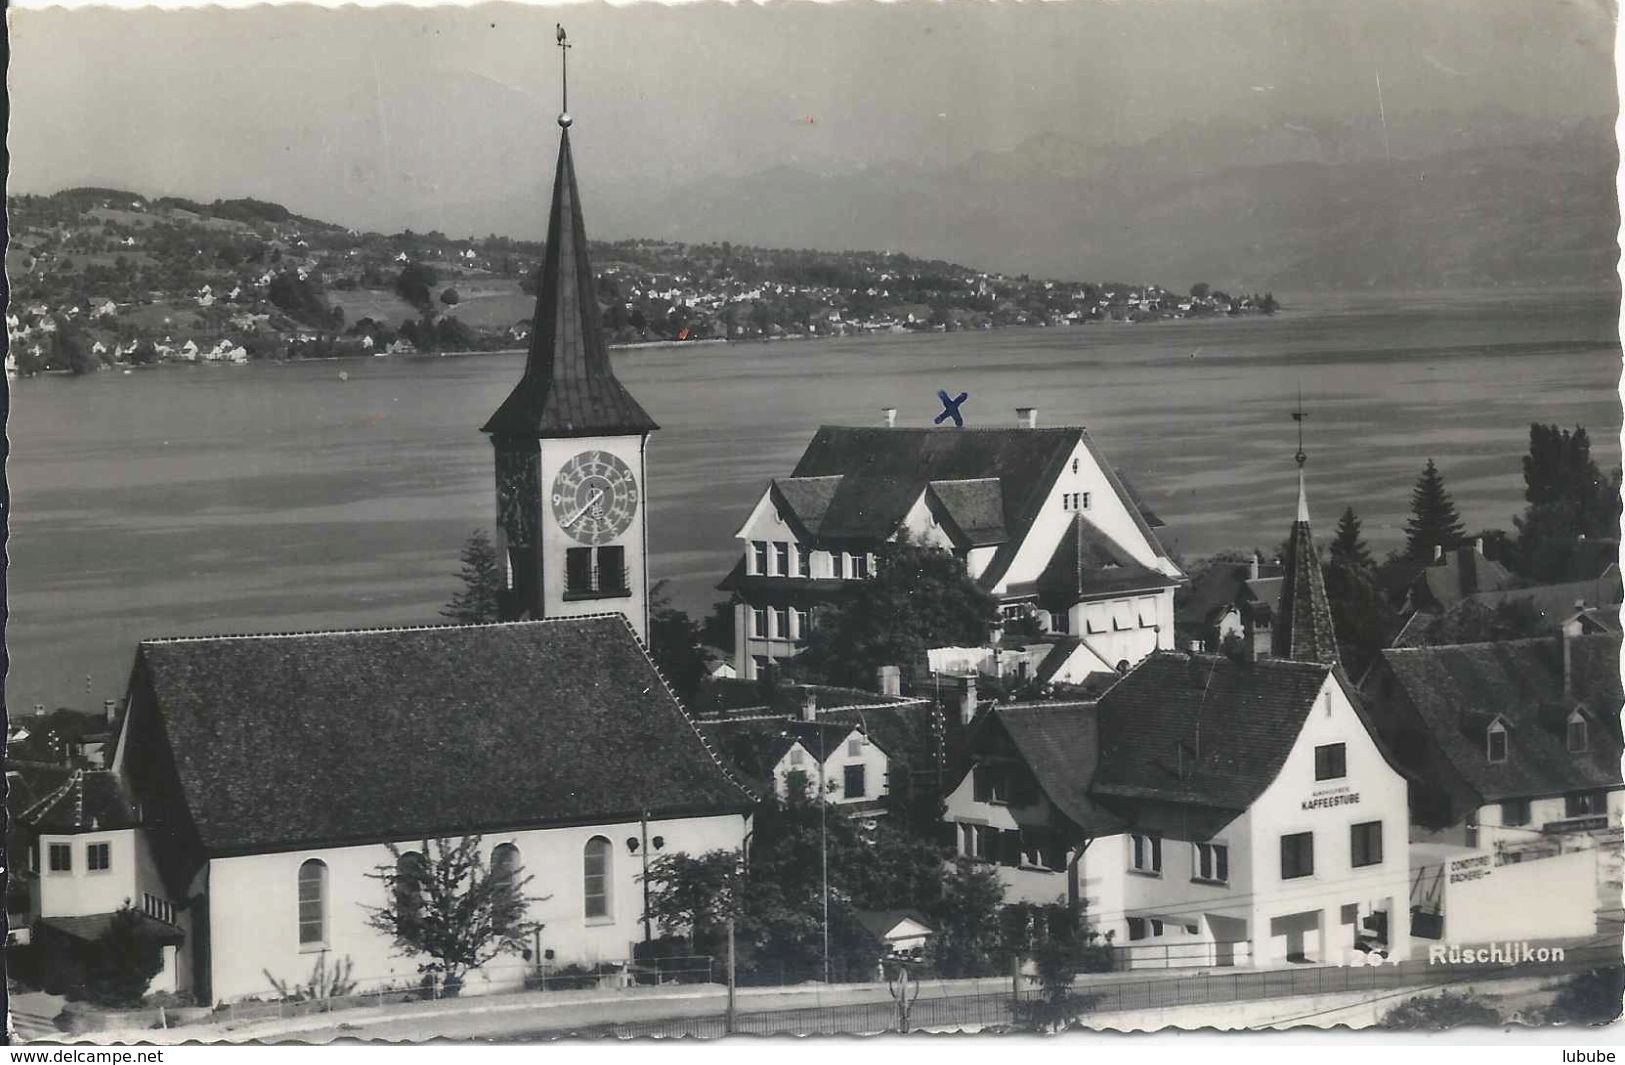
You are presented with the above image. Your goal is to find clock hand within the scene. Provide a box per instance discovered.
[561,488,605,528]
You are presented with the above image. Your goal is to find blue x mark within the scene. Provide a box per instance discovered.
[934,389,968,427]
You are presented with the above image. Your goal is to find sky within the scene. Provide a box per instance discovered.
[8,0,1619,245]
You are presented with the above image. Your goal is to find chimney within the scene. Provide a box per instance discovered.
[800,691,818,723]
[1433,544,1444,563]
[1248,554,1260,581]
[104,699,117,726]
[1474,537,1485,556]
[875,664,901,697]
[882,407,897,428]
[34,703,45,717]
[959,674,978,725]
[1016,407,1038,429]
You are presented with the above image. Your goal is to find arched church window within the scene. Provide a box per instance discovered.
[298,858,328,947]
[584,836,612,920]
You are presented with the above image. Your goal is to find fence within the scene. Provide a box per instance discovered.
[578,940,1624,1038]
[210,955,716,1027]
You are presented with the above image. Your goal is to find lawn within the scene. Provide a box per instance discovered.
[329,288,423,329]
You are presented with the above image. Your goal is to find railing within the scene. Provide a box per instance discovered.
[210,955,714,1027]
[1110,940,1253,971]
[583,940,1625,1037]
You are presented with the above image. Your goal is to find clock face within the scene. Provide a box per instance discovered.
[551,450,639,546]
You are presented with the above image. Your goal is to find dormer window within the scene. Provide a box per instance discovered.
[1567,711,1589,753]
[1487,719,1508,764]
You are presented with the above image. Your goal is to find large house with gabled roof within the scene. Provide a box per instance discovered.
[1362,630,1624,849]
[721,412,1184,681]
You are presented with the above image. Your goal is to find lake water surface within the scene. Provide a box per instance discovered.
[7,287,1620,712]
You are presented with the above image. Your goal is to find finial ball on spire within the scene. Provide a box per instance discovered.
[558,113,573,128]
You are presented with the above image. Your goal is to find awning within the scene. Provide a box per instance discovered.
[39,912,184,947]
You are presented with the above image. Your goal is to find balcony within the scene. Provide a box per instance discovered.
[563,565,632,602]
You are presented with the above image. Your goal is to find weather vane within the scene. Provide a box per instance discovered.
[1291,385,1307,468]
[556,24,573,127]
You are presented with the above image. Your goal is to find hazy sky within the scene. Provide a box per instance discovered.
[9,0,1617,242]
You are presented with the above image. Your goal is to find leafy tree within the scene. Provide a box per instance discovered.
[364,836,544,993]
[795,535,999,689]
[1005,902,1107,1031]
[395,263,439,310]
[924,859,1006,977]
[648,580,707,702]
[1188,282,1211,299]
[1329,507,1373,570]
[1323,563,1399,676]
[1403,459,1466,561]
[441,529,503,624]
[55,329,98,375]
[1514,424,1623,582]
[440,287,461,306]
[83,902,165,1007]
[645,801,971,983]
[1380,990,1501,1029]
[700,599,738,652]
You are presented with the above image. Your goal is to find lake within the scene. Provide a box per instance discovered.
[6,287,1620,713]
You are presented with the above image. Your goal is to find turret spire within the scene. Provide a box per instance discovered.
[482,27,658,439]
[1272,398,1340,666]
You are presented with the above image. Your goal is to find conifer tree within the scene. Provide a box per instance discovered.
[442,529,503,624]
[1404,459,1466,561]
[1329,506,1373,571]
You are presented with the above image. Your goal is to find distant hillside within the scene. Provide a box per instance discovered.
[7,187,1277,376]
[616,118,1617,290]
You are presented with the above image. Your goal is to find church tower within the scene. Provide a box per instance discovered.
[482,29,658,641]
[1271,412,1340,666]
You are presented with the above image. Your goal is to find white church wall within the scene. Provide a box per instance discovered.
[205,812,750,1003]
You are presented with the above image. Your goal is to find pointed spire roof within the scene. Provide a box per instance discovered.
[1273,460,1340,666]
[483,124,658,439]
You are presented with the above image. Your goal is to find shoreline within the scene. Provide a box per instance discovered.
[12,313,1293,379]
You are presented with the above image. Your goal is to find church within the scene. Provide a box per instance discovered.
[13,87,752,1005]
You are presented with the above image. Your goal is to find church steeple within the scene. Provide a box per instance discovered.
[1272,403,1340,666]
[482,36,657,440]
[480,28,654,642]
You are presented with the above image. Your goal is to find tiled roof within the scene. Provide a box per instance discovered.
[19,770,139,834]
[483,130,659,438]
[1403,548,1518,612]
[992,703,1121,835]
[784,426,1168,588]
[1091,653,1335,809]
[1451,570,1623,629]
[927,479,1008,546]
[1377,635,1623,803]
[130,617,753,854]
[1175,559,1282,628]
[1030,513,1181,608]
[771,476,844,537]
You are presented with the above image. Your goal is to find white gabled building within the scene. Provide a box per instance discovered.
[720,410,1183,681]
[23,616,754,1005]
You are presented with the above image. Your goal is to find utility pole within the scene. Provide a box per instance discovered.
[640,811,652,944]
[725,918,738,1034]
[820,755,830,984]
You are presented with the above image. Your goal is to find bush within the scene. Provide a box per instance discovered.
[82,904,164,1008]
[1541,967,1624,1026]
[1379,990,1501,1029]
